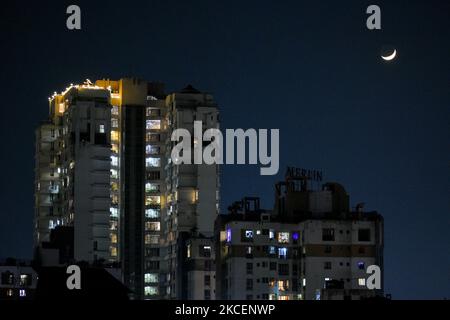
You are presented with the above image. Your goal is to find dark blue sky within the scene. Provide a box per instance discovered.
[0,0,448,299]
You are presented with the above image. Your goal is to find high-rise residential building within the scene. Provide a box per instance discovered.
[94,78,167,299]
[35,83,112,263]
[162,86,220,299]
[215,169,384,300]
[34,78,220,300]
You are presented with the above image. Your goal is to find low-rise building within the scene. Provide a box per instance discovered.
[0,261,38,300]
[215,169,384,300]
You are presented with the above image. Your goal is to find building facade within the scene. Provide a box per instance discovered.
[35,78,220,300]
[0,262,38,300]
[162,85,220,299]
[215,174,384,300]
[35,83,112,263]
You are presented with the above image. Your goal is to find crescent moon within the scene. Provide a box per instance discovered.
[381,49,397,61]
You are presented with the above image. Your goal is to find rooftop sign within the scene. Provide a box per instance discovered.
[285,167,323,181]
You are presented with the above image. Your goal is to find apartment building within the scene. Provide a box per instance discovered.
[0,262,38,300]
[162,85,220,299]
[215,169,384,300]
[35,82,112,263]
[35,79,219,300]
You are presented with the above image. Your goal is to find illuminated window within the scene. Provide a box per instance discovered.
[111,131,119,141]
[315,291,321,300]
[246,246,252,255]
[110,169,118,179]
[145,208,160,218]
[110,221,118,230]
[201,246,212,258]
[146,145,160,155]
[111,182,118,192]
[146,196,160,206]
[358,278,366,286]
[269,229,275,239]
[111,144,119,153]
[111,119,118,128]
[226,228,232,242]
[146,157,161,168]
[278,295,289,300]
[194,190,199,203]
[144,286,158,296]
[20,275,30,286]
[278,247,288,259]
[145,222,160,231]
[187,244,191,258]
[145,234,159,245]
[110,247,117,257]
[110,207,118,218]
[146,120,161,130]
[278,280,289,291]
[245,230,253,238]
[111,156,118,166]
[278,232,290,243]
[110,233,117,244]
[145,183,160,193]
[111,194,119,205]
[19,289,26,297]
[268,246,276,255]
[292,232,299,241]
[144,273,159,283]
[302,278,306,287]
[112,106,119,115]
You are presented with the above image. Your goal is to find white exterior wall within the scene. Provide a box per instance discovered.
[186,238,216,300]
[223,220,301,300]
[187,270,216,300]
[74,145,111,261]
[302,219,378,300]
[219,216,381,300]
[164,90,220,298]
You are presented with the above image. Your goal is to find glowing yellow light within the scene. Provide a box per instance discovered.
[48,81,110,102]
[111,131,119,141]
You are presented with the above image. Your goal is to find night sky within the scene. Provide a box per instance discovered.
[0,0,448,299]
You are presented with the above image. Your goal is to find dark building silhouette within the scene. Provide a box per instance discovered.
[35,266,130,300]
